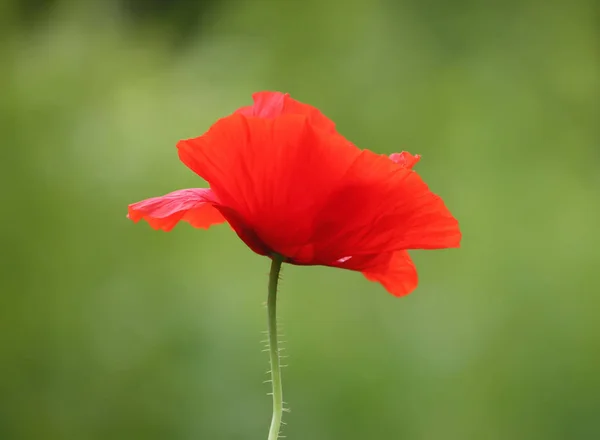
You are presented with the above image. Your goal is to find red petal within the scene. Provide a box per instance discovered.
[361,251,418,297]
[329,250,418,297]
[128,188,225,231]
[389,151,421,169]
[177,113,361,257]
[234,91,337,133]
[307,150,461,261]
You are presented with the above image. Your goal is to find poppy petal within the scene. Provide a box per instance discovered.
[235,91,337,133]
[177,113,361,257]
[328,250,417,296]
[309,150,461,261]
[361,251,418,297]
[128,188,225,232]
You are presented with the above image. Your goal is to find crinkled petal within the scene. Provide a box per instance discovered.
[177,113,361,257]
[128,188,225,232]
[389,151,421,169]
[234,91,286,118]
[234,91,337,133]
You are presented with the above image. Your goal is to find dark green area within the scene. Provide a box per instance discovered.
[1,0,599,438]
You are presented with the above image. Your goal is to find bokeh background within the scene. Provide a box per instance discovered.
[2,0,599,439]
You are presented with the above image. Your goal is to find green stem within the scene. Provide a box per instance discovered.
[267,254,284,440]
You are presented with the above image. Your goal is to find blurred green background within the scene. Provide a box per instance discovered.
[1,0,599,439]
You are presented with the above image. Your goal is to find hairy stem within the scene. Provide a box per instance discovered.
[267,254,284,440]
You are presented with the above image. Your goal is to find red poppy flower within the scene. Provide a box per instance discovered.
[128,92,461,296]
